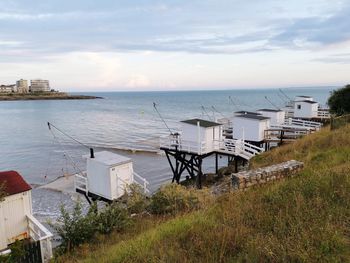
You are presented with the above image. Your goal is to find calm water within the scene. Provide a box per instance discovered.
[0,87,333,219]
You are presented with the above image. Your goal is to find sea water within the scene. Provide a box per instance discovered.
[0,87,333,219]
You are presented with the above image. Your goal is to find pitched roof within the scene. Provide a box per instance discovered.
[297,100,318,104]
[83,151,132,166]
[181,118,222,127]
[235,114,270,121]
[234,111,261,115]
[297,95,312,98]
[0,171,32,195]
[257,108,283,112]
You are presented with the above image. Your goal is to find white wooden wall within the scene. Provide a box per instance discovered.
[0,191,32,250]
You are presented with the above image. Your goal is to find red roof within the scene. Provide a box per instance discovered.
[0,171,32,195]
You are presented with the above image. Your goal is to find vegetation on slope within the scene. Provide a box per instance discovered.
[56,125,350,263]
[328,84,350,115]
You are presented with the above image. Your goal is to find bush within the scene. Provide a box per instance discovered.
[51,201,97,252]
[328,84,350,115]
[96,202,131,234]
[125,184,149,214]
[148,184,213,215]
[51,200,132,253]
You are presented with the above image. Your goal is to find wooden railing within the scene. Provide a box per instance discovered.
[26,214,53,263]
[284,118,322,130]
[160,136,207,155]
[330,114,350,130]
[317,108,331,118]
[133,172,150,194]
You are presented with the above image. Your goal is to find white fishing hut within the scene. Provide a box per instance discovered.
[0,171,52,262]
[294,100,319,119]
[75,151,149,202]
[232,114,270,143]
[180,119,223,154]
[257,109,286,125]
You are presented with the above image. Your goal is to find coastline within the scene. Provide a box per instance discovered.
[0,93,103,101]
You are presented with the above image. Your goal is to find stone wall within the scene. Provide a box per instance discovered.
[232,160,304,190]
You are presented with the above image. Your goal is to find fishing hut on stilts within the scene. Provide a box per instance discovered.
[47,122,149,204]
[157,112,264,188]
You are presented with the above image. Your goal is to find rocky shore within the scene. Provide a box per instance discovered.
[0,92,103,101]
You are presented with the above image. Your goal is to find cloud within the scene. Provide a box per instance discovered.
[126,75,151,88]
[271,4,350,48]
[0,0,347,57]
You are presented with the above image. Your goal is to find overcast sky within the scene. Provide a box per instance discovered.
[0,0,349,91]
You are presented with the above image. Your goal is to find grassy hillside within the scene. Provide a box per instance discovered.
[57,125,350,263]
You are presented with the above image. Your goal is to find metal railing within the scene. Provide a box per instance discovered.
[26,214,53,263]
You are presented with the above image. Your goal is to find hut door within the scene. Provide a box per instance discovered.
[3,195,26,243]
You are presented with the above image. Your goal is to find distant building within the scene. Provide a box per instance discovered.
[30,79,50,92]
[16,79,29,93]
[0,84,16,93]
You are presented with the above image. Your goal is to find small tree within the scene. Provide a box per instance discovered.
[50,201,97,252]
[328,84,350,116]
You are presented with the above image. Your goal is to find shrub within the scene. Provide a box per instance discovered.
[148,184,213,215]
[125,184,149,214]
[96,202,131,234]
[50,201,97,252]
[328,84,350,115]
[51,200,132,253]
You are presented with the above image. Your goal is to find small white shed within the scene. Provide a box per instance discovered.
[180,119,222,154]
[294,100,319,118]
[83,151,134,201]
[232,114,270,142]
[257,109,286,125]
[0,171,52,262]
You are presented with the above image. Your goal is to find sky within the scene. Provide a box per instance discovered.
[0,0,349,91]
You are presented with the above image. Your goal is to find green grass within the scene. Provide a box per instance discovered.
[56,125,350,263]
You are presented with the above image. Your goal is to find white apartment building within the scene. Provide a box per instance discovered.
[30,79,50,92]
[16,79,29,93]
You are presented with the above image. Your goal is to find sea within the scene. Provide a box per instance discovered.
[0,87,333,220]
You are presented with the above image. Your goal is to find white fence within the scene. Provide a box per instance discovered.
[160,136,264,160]
[284,118,322,130]
[27,214,53,263]
[74,173,88,194]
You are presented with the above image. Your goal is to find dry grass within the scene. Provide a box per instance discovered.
[55,125,350,263]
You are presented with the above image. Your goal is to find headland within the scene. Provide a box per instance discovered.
[0,92,103,101]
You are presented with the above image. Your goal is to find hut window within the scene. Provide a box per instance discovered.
[297,105,301,110]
